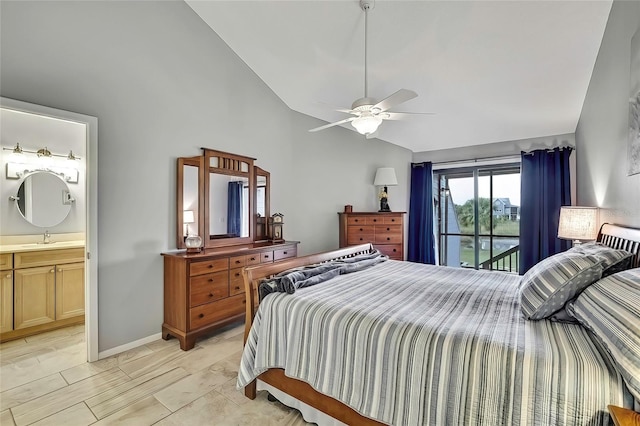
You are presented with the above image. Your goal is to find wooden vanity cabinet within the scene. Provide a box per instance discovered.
[162,241,298,351]
[0,254,13,334]
[1,248,85,342]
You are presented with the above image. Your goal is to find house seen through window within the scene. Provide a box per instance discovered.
[436,164,521,273]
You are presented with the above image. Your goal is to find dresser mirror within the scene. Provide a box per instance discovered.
[176,156,203,249]
[177,148,273,249]
[255,167,270,241]
[12,171,73,228]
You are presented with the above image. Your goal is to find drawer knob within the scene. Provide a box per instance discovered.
[199,313,204,318]
[387,227,390,231]
[235,273,240,277]
[387,237,390,241]
[5,274,10,278]
[393,249,397,252]
[235,286,240,290]
[250,257,256,261]
[209,278,214,282]
[208,265,213,269]
[359,228,363,231]
[235,260,241,264]
[373,219,377,222]
[50,269,55,273]
[359,238,363,241]
[283,251,288,255]
[242,300,246,304]
[208,293,214,298]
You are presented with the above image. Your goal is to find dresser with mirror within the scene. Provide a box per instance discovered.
[162,148,298,350]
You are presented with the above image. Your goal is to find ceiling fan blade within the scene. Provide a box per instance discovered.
[383,112,436,120]
[316,101,354,114]
[309,117,356,132]
[372,89,418,113]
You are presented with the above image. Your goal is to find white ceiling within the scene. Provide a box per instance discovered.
[186,0,612,153]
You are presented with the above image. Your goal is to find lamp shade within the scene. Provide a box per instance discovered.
[183,210,195,224]
[557,206,599,241]
[373,167,398,186]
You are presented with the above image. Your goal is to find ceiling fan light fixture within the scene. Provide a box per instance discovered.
[352,114,382,135]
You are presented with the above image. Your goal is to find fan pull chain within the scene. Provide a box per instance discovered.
[363,1,370,98]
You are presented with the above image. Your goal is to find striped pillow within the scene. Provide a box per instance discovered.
[568,268,640,401]
[568,242,633,277]
[519,252,603,320]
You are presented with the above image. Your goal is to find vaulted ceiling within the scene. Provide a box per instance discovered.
[186,0,612,153]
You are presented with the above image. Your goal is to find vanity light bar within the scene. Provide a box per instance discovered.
[6,162,79,183]
[2,143,81,160]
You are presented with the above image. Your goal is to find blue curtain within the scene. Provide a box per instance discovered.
[227,181,243,236]
[408,162,436,264]
[519,147,573,274]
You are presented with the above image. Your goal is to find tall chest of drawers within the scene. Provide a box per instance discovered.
[338,212,405,260]
[162,241,298,350]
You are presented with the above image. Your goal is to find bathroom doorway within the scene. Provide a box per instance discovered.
[0,97,98,362]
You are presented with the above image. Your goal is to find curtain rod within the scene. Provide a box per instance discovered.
[431,154,521,167]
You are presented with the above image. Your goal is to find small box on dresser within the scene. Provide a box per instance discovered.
[338,212,405,260]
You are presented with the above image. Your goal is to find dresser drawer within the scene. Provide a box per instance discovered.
[376,244,403,259]
[383,216,402,225]
[347,216,369,226]
[348,225,374,235]
[229,255,246,268]
[347,234,375,245]
[374,225,402,235]
[189,293,245,330]
[375,233,403,244]
[246,253,261,265]
[0,254,12,271]
[260,251,274,263]
[190,271,229,307]
[273,247,296,261]
[189,258,228,276]
[229,268,244,296]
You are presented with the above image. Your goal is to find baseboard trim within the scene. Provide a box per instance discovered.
[98,332,163,359]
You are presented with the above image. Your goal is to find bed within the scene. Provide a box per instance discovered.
[238,223,640,425]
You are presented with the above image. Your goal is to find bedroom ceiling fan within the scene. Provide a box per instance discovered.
[309,0,434,138]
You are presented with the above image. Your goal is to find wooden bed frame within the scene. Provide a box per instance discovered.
[241,223,640,426]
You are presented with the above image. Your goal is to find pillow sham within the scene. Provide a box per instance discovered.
[568,268,640,402]
[568,242,633,277]
[519,252,603,320]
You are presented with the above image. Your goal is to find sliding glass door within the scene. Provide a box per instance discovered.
[437,164,521,273]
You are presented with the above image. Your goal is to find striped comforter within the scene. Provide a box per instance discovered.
[238,260,631,425]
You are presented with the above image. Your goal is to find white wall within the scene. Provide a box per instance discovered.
[0,1,411,351]
[575,0,640,227]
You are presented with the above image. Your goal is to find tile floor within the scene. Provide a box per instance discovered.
[0,324,310,425]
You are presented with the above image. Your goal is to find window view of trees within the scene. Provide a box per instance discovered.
[438,166,521,273]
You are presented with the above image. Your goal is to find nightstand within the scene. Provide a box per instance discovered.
[608,405,640,426]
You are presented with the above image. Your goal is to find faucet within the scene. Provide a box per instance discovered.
[43,230,51,244]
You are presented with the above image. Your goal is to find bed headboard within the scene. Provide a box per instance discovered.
[597,223,640,268]
[242,243,375,342]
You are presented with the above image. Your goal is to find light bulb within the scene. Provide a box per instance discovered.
[351,114,382,135]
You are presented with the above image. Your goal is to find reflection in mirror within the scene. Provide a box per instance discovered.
[209,174,250,239]
[183,165,199,238]
[255,167,270,241]
[15,171,72,228]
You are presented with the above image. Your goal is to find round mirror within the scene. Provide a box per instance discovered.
[14,171,72,227]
